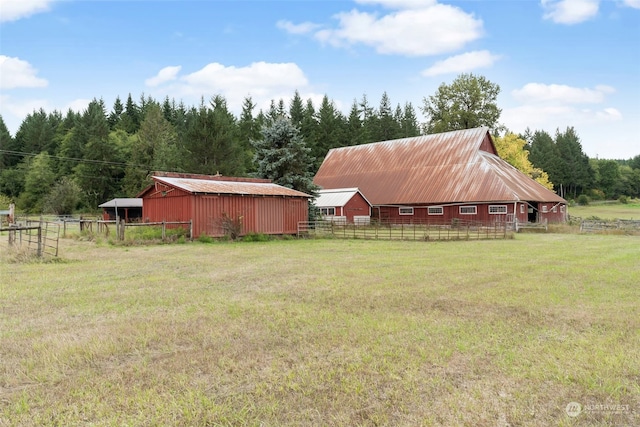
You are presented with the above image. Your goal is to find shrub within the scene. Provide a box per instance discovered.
[577,194,589,206]
[197,233,214,244]
[619,195,629,204]
[242,232,270,242]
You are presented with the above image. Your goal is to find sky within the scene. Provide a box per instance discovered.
[0,0,639,159]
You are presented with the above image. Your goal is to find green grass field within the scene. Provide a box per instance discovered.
[1,234,639,426]
[568,201,640,220]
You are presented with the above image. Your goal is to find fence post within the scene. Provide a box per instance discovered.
[37,218,43,258]
[190,220,193,241]
[162,220,166,241]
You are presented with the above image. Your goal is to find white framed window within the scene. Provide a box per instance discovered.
[520,204,525,214]
[320,207,335,216]
[560,205,565,213]
[541,205,548,213]
[459,206,477,215]
[399,207,414,215]
[552,205,557,213]
[489,205,507,214]
[428,206,443,215]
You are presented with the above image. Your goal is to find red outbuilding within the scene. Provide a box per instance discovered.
[315,188,372,224]
[138,172,312,237]
[313,127,567,225]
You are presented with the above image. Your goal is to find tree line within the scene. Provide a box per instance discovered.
[0,73,638,214]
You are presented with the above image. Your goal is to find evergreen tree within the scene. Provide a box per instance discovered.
[238,96,260,173]
[422,73,502,134]
[346,99,366,146]
[73,99,122,208]
[314,95,346,168]
[375,91,400,141]
[555,127,594,199]
[122,104,181,195]
[108,96,124,130]
[528,129,565,193]
[0,115,12,170]
[289,90,305,128]
[252,116,317,196]
[399,102,421,138]
[10,109,59,166]
[119,93,140,134]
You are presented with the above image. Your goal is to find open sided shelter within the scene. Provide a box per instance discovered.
[99,198,143,222]
[138,172,312,237]
[313,127,567,224]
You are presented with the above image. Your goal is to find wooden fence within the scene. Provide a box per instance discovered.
[298,219,512,241]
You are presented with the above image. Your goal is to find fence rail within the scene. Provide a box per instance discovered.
[298,219,512,241]
[580,219,640,233]
[1,221,60,258]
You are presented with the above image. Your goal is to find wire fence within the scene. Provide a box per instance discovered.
[298,219,513,241]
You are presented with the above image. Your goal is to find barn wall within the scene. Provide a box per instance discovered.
[344,193,371,223]
[374,202,566,224]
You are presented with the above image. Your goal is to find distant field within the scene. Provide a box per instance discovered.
[1,235,639,426]
[568,201,640,220]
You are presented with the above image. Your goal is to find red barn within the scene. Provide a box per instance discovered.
[313,127,567,224]
[138,172,312,237]
[315,188,372,224]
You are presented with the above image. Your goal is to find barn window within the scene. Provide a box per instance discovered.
[399,207,414,215]
[560,205,565,213]
[520,204,525,214]
[552,205,557,213]
[320,207,336,216]
[459,206,477,215]
[541,205,548,213]
[489,205,507,214]
[428,206,443,215]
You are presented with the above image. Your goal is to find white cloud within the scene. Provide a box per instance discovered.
[421,50,501,77]
[286,2,482,56]
[145,61,323,115]
[623,0,640,8]
[276,20,321,35]
[503,81,622,155]
[145,66,182,87]
[541,0,599,24]
[0,55,48,89]
[511,83,614,104]
[0,0,55,22]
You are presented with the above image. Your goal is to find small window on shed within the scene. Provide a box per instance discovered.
[541,205,548,213]
[552,205,557,213]
[320,207,336,216]
[489,205,507,214]
[520,204,525,214]
[560,205,565,213]
[399,207,414,215]
[428,206,443,215]
[459,206,477,215]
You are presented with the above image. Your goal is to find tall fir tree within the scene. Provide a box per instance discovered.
[252,116,317,196]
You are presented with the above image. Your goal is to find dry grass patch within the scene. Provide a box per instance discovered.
[1,235,639,426]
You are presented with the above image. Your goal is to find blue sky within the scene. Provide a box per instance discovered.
[1,0,639,159]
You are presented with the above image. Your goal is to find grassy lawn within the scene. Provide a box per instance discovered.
[1,235,639,426]
[568,201,640,220]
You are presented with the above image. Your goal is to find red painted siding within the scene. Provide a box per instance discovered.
[343,193,371,222]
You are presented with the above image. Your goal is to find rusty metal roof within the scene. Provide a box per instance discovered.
[313,127,566,205]
[153,176,312,198]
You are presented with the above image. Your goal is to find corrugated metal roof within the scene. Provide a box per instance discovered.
[316,188,367,208]
[153,176,312,198]
[98,198,143,208]
[313,127,566,205]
